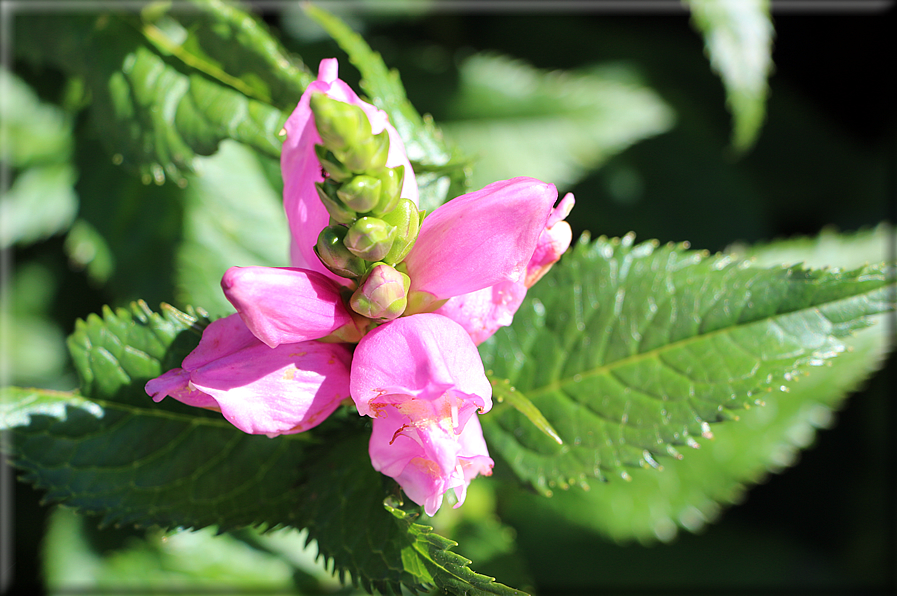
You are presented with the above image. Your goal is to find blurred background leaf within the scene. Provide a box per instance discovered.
[441,54,675,192]
[685,0,773,152]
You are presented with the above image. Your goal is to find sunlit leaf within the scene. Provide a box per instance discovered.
[479,233,894,495]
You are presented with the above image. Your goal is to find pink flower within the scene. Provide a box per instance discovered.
[369,400,493,516]
[432,192,576,344]
[281,58,418,282]
[350,313,493,513]
[145,314,352,437]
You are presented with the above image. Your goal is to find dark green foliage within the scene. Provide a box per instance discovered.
[16,13,287,185]
[2,303,525,595]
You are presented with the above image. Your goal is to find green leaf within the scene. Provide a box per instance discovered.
[479,233,895,495]
[141,0,314,110]
[4,302,525,595]
[497,225,895,543]
[303,4,469,211]
[0,68,78,248]
[15,13,288,184]
[441,54,675,192]
[386,504,525,596]
[175,140,291,318]
[42,508,298,592]
[686,0,773,152]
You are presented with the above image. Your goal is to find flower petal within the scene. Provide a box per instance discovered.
[190,340,352,436]
[145,368,220,410]
[433,280,527,346]
[221,266,351,348]
[350,313,492,417]
[404,177,556,300]
[369,400,493,516]
[525,192,575,287]
[281,59,417,280]
[181,313,259,371]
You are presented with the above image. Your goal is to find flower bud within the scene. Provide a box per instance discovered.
[344,217,396,262]
[315,180,357,225]
[314,144,352,182]
[350,263,410,320]
[309,93,368,153]
[369,165,405,217]
[337,175,382,213]
[338,129,389,173]
[380,199,420,265]
[314,225,368,279]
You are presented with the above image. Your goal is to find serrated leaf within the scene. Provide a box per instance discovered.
[501,225,895,543]
[15,13,287,184]
[686,0,773,152]
[479,234,895,495]
[441,54,675,192]
[141,0,314,110]
[386,505,525,596]
[303,4,469,211]
[5,302,524,595]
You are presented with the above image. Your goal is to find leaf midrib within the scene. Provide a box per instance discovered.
[525,280,893,400]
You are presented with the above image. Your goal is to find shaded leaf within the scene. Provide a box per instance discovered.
[142,0,314,110]
[442,54,675,192]
[0,68,78,248]
[686,0,773,152]
[4,302,525,595]
[479,233,895,495]
[15,13,287,185]
[42,508,297,593]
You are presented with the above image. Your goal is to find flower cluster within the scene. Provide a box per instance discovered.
[146,59,574,515]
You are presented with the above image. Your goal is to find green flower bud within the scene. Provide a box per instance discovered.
[309,93,370,153]
[369,165,405,217]
[344,217,396,262]
[314,144,352,182]
[315,180,356,225]
[350,263,410,320]
[337,129,389,173]
[337,175,382,213]
[379,199,420,264]
[314,225,367,279]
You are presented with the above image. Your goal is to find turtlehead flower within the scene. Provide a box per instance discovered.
[351,314,493,513]
[145,314,352,437]
[281,58,418,281]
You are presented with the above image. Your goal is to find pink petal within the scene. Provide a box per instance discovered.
[434,280,527,345]
[145,368,220,410]
[281,59,418,280]
[350,313,492,418]
[181,314,259,371]
[404,177,556,300]
[369,400,493,516]
[221,266,351,348]
[525,192,575,287]
[190,341,352,436]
